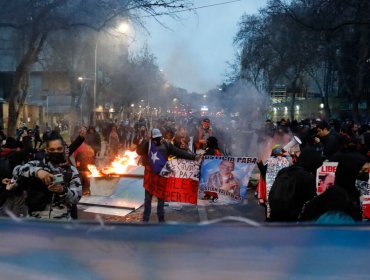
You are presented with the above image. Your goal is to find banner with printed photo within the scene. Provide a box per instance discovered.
[199,156,257,203]
[316,162,338,195]
[144,159,200,205]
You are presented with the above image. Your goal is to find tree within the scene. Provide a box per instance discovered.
[234,0,370,121]
[235,5,318,120]
[0,0,192,136]
[41,29,96,123]
[271,0,370,121]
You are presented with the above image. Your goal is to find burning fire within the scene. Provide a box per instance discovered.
[88,150,139,177]
[88,164,102,177]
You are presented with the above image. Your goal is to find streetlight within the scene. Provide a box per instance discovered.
[118,22,130,34]
[92,21,130,125]
[78,77,93,81]
[78,77,93,124]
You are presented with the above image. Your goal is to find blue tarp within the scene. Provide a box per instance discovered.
[0,220,369,279]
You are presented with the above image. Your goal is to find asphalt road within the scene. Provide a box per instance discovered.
[78,186,266,224]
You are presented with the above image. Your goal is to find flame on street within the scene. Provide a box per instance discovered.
[88,150,139,177]
[88,164,102,177]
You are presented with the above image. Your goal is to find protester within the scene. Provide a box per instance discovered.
[117,122,127,148]
[314,120,340,160]
[108,125,120,157]
[85,126,101,158]
[33,125,43,149]
[163,127,175,144]
[125,125,134,149]
[133,125,148,147]
[262,144,291,219]
[196,117,213,151]
[268,147,323,222]
[204,136,222,156]
[73,142,95,196]
[136,128,199,223]
[173,127,193,152]
[300,153,368,223]
[0,137,34,217]
[12,132,82,220]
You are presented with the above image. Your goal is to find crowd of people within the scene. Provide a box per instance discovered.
[0,116,220,221]
[0,124,86,220]
[257,118,370,224]
[0,114,369,224]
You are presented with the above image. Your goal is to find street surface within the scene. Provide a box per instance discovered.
[78,142,265,224]
[78,185,265,224]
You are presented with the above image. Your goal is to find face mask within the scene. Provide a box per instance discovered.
[357,172,369,182]
[47,152,66,164]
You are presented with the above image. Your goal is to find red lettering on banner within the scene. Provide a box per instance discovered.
[321,166,337,173]
[143,166,198,204]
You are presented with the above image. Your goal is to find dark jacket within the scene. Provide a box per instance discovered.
[269,147,323,222]
[321,130,340,160]
[85,131,101,154]
[300,152,367,222]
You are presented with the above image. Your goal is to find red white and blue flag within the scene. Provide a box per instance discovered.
[148,141,167,174]
[144,156,200,205]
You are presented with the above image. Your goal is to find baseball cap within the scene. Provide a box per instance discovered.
[151,128,162,138]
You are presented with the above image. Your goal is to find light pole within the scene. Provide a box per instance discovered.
[93,41,98,126]
[91,21,131,126]
[78,77,93,125]
[46,95,49,125]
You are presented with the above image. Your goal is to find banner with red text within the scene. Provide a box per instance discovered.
[316,162,338,195]
[144,159,200,205]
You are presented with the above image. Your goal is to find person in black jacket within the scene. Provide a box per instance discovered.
[268,147,323,222]
[12,132,82,220]
[300,153,368,222]
[315,120,340,160]
[85,126,101,158]
[137,128,200,223]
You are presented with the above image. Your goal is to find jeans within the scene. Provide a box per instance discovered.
[143,189,165,222]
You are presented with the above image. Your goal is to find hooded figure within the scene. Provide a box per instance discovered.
[300,152,367,222]
[204,136,222,156]
[269,147,323,222]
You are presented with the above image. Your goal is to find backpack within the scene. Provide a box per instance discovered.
[268,166,305,221]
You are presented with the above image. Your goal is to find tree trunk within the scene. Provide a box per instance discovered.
[6,33,47,136]
[352,98,360,122]
[353,21,369,123]
[7,66,29,137]
[7,94,19,137]
[290,91,296,121]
